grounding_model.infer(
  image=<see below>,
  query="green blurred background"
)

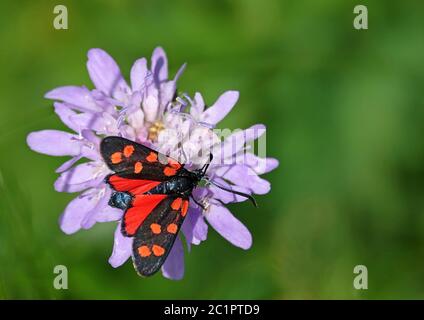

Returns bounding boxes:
[1,0,424,299]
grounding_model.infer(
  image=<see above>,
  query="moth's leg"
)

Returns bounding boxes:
[190,195,207,211]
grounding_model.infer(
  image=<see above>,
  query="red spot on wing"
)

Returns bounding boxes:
[146,152,158,163]
[150,223,161,234]
[138,245,151,257]
[167,223,178,234]
[168,158,182,170]
[181,200,189,217]
[123,194,167,236]
[108,175,160,194]
[123,145,135,158]
[134,162,143,173]
[152,244,165,256]
[164,166,177,176]
[171,198,182,210]
[111,152,122,164]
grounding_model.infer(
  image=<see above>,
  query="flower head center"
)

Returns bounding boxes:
[148,121,165,141]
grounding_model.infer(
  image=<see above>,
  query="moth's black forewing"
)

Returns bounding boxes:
[100,136,184,181]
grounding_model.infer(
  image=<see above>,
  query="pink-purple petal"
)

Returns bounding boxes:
[201,91,239,125]
[160,80,177,109]
[208,177,251,204]
[159,63,185,107]
[143,86,159,122]
[69,112,117,135]
[81,144,101,162]
[54,103,80,132]
[192,213,208,244]
[151,47,168,84]
[130,58,148,92]
[237,153,279,174]
[182,206,208,246]
[59,190,98,234]
[214,165,271,194]
[205,204,252,250]
[95,206,123,222]
[81,188,121,229]
[27,130,81,157]
[174,63,186,82]
[45,86,101,112]
[109,222,132,268]
[55,178,102,193]
[161,237,184,280]
[87,48,130,100]
[55,156,82,173]
[190,92,205,118]
[127,107,145,134]
[54,162,102,193]
[218,124,266,162]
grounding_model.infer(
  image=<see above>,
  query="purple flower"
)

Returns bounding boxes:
[27,48,278,280]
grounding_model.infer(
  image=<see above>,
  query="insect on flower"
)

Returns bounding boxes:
[27,47,279,279]
[101,136,256,276]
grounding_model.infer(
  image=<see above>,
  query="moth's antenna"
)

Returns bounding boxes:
[200,153,213,175]
[208,179,257,207]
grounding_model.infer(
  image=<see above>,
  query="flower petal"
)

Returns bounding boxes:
[45,86,101,112]
[59,190,98,234]
[87,48,130,100]
[237,153,279,174]
[160,80,176,110]
[69,112,118,135]
[95,206,123,222]
[174,63,186,82]
[151,47,168,85]
[119,124,138,142]
[192,212,208,244]
[54,162,103,193]
[130,58,148,92]
[159,63,186,112]
[143,86,159,122]
[208,177,251,204]
[54,102,79,132]
[205,204,252,250]
[56,155,82,173]
[81,187,122,229]
[109,222,132,268]
[127,94,145,133]
[182,206,208,245]
[161,237,184,280]
[214,165,271,194]
[201,91,239,125]
[27,130,81,156]
[190,92,205,118]
[217,124,266,163]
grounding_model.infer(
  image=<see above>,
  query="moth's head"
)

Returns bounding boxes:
[190,168,207,182]
[196,153,213,179]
